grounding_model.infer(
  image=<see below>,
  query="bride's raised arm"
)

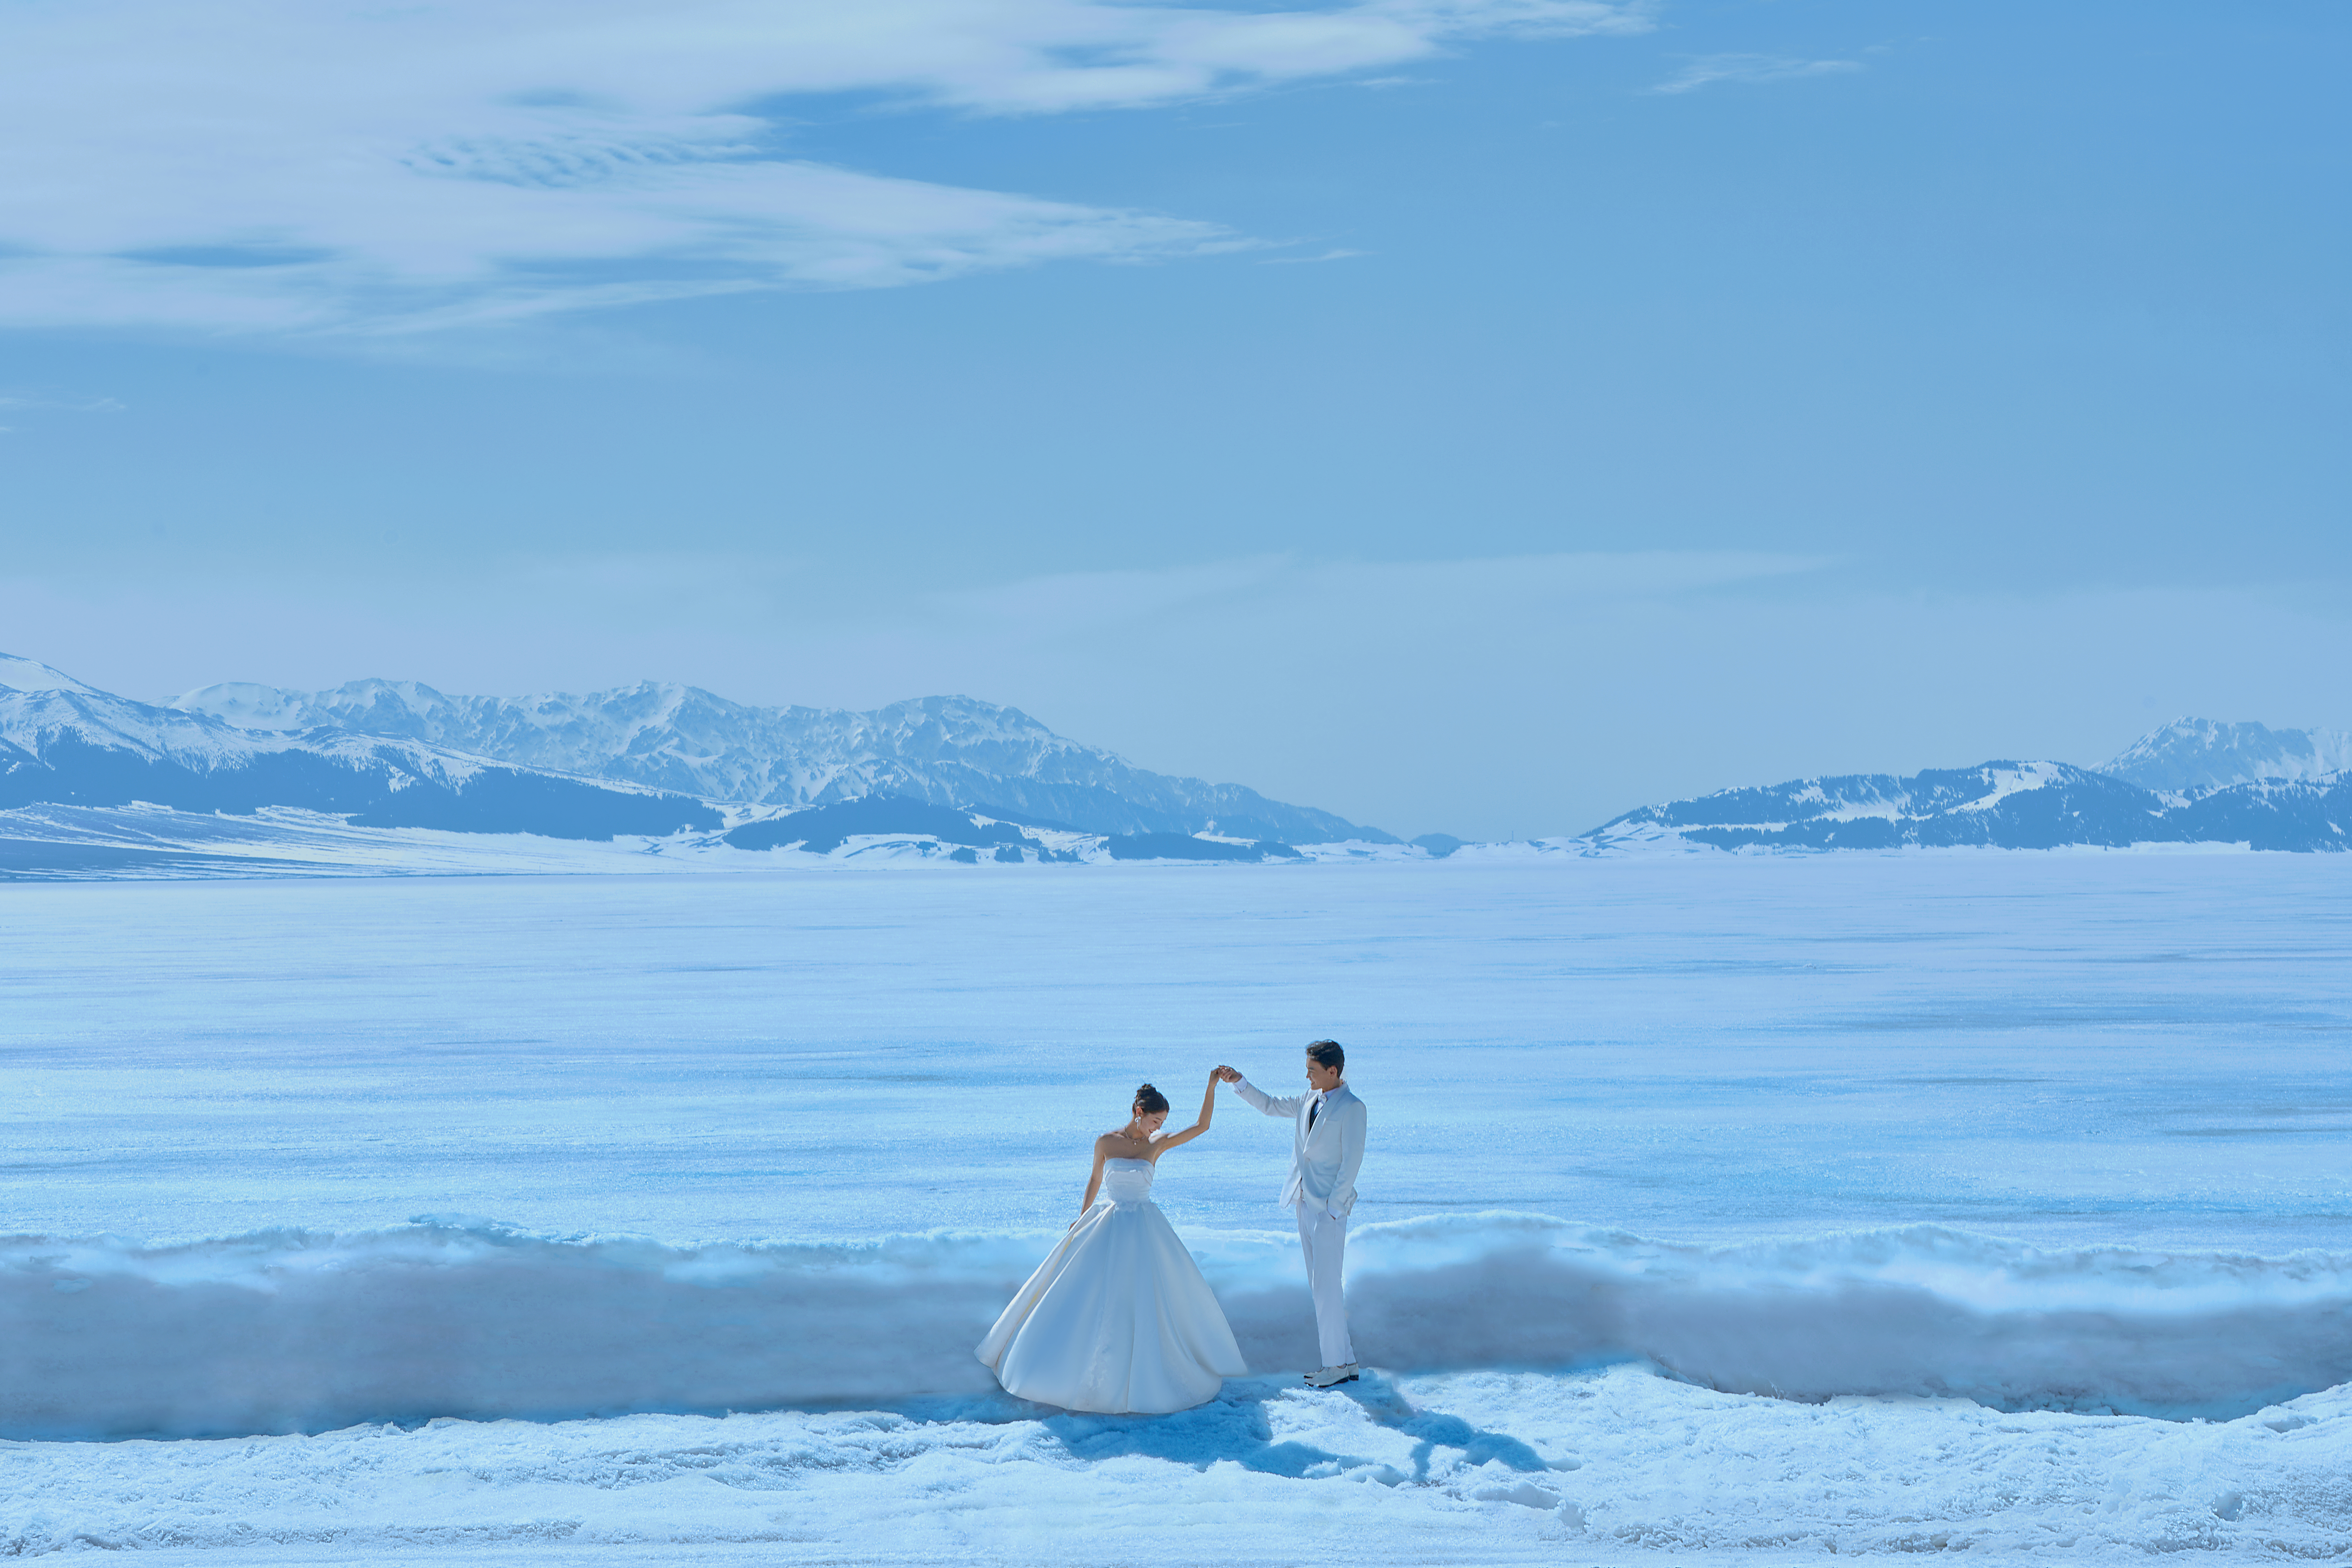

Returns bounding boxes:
[1148,1071,1220,1157]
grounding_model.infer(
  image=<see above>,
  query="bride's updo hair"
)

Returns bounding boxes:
[1132,1083,1170,1116]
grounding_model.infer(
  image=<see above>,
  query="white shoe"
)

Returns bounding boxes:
[1302,1363,1359,1388]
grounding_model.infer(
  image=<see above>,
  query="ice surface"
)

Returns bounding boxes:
[7,856,2347,1250]
[5,854,2352,1559]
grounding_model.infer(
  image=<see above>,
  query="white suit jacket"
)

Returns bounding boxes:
[1232,1078,1366,1218]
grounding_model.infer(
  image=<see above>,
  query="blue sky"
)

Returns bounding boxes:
[2,0,2346,838]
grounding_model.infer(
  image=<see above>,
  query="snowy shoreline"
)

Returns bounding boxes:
[11,799,2352,883]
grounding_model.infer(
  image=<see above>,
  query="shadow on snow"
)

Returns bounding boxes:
[941,1373,1552,1479]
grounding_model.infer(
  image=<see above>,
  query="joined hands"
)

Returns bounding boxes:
[1212,1065,1242,1084]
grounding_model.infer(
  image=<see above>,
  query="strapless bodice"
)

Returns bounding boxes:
[1101,1157,1155,1205]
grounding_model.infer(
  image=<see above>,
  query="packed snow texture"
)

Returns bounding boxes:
[6,855,2352,1559]
[8,1368,2349,1563]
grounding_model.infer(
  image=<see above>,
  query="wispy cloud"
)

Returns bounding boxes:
[0,0,1648,339]
[0,392,126,413]
[1260,248,1369,264]
[1652,53,1863,95]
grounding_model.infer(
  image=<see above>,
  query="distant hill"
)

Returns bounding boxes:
[168,677,1393,844]
[1576,752,2351,854]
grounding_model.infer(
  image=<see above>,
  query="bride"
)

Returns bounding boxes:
[976,1073,1248,1413]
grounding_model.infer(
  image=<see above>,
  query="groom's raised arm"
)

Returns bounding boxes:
[1226,1072,1304,1119]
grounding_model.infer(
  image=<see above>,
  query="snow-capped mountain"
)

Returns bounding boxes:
[2,655,720,840]
[167,678,1393,844]
[3,653,1401,875]
[2101,718,2352,796]
[1576,758,2351,854]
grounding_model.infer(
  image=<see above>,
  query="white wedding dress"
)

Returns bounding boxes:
[977,1157,1248,1413]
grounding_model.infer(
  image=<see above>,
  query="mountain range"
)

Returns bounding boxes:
[0,655,1393,873]
[166,676,1392,844]
[1575,721,2352,854]
[9,650,2348,869]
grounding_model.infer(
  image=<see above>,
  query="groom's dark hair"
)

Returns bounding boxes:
[1306,1040,1344,1072]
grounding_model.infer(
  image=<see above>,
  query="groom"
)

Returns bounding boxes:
[1216,1042,1366,1388]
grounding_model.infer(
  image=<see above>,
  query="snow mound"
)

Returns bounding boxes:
[8,1215,2352,1442]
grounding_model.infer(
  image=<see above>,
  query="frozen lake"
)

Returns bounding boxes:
[5,853,2351,1560]
[6,853,2350,1249]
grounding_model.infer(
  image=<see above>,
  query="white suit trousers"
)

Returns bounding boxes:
[1297,1206,1354,1368]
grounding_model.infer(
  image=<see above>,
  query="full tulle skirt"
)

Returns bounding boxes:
[976,1198,1248,1414]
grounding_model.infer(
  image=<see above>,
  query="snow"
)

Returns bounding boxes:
[1948,760,2063,812]
[6,1368,2347,1562]
[0,806,1438,879]
[0,683,285,766]
[161,681,315,730]
[6,853,2352,1560]
[162,676,1377,841]
[2104,717,2352,794]
[0,653,97,694]
[9,1214,2352,1443]
[0,804,687,879]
